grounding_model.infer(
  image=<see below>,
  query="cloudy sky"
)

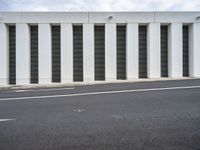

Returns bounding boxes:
[0,0,200,11]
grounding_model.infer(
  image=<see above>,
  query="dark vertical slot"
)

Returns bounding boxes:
[73,26,83,82]
[183,25,189,77]
[30,26,38,83]
[95,26,105,81]
[9,26,16,85]
[139,26,147,78]
[52,26,61,82]
[161,26,168,77]
[117,26,126,80]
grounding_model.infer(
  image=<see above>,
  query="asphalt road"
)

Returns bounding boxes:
[0,79,200,150]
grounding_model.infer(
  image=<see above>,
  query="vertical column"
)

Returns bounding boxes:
[189,23,200,77]
[105,24,116,81]
[38,24,51,84]
[168,23,183,78]
[83,24,94,82]
[126,23,138,80]
[61,24,73,83]
[0,24,8,85]
[147,23,161,78]
[16,24,30,85]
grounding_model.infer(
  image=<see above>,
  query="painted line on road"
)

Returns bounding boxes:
[0,119,15,122]
[0,85,200,101]
[12,87,75,93]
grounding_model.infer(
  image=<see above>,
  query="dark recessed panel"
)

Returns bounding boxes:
[95,26,105,81]
[117,26,126,80]
[139,26,147,78]
[73,26,83,82]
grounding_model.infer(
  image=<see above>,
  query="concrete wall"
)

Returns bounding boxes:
[1,12,200,23]
[0,12,200,85]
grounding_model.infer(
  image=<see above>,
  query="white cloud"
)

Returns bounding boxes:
[0,0,200,11]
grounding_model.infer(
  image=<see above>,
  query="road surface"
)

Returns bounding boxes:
[0,79,200,150]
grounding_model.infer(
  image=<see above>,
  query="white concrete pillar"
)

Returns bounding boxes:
[16,24,30,85]
[0,24,8,85]
[147,23,161,78]
[168,23,183,78]
[83,24,94,82]
[61,24,73,83]
[126,23,139,80]
[105,24,116,81]
[189,23,200,77]
[38,24,51,84]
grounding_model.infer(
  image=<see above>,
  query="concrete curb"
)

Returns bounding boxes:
[0,77,198,91]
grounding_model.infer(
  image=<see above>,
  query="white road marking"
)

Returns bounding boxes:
[13,87,74,92]
[73,109,86,112]
[0,85,200,101]
[0,119,15,122]
[14,90,26,92]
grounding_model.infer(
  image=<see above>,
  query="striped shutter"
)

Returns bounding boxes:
[183,25,189,77]
[73,26,83,82]
[161,26,168,77]
[117,26,126,80]
[139,26,147,78]
[30,26,38,83]
[95,26,105,81]
[9,26,16,85]
[52,26,61,82]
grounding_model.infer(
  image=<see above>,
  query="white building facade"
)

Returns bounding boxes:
[0,12,200,85]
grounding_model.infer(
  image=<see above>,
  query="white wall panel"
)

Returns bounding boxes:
[168,23,183,78]
[189,23,200,77]
[16,23,30,85]
[147,23,161,78]
[0,24,8,85]
[38,24,51,84]
[105,24,116,81]
[83,24,94,82]
[126,23,138,79]
[61,24,73,83]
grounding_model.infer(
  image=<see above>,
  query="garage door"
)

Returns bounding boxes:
[73,26,83,82]
[161,25,168,77]
[139,26,147,78]
[117,26,126,80]
[9,26,16,85]
[183,25,189,77]
[52,26,61,82]
[30,26,38,84]
[95,26,105,81]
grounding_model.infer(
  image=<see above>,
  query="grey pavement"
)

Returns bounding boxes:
[0,79,200,150]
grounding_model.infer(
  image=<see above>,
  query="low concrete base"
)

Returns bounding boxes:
[0,77,198,91]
